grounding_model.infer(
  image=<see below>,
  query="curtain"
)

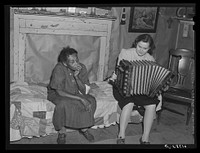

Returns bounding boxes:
[25,34,100,84]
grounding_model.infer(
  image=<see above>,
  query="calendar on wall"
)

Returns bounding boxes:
[175,20,194,51]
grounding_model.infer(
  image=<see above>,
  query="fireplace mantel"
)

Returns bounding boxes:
[14,13,115,82]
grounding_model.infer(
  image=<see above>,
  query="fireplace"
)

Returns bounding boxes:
[13,12,115,83]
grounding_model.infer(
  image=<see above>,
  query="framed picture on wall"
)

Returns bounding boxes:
[128,7,159,33]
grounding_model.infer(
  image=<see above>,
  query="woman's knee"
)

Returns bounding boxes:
[144,104,156,110]
[122,103,135,112]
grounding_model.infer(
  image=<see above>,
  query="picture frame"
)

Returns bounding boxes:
[128,7,159,33]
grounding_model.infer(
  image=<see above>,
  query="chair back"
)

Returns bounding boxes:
[168,48,194,90]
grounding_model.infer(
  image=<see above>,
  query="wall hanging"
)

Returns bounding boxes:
[128,7,159,33]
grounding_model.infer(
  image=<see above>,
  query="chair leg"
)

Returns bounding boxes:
[186,104,192,126]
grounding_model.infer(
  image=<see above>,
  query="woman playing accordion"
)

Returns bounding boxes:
[108,34,171,144]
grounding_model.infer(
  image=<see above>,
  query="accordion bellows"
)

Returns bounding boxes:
[114,60,174,97]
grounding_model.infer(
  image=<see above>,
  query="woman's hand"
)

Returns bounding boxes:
[76,64,82,71]
[74,70,80,77]
[162,78,172,92]
[163,84,169,91]
[111,72,117,80]
[155,81,171,97]
[74,64,82,77]
[108,72,117,82]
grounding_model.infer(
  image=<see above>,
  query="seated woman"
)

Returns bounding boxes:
[47,46,96,144]
[109,34,163,144]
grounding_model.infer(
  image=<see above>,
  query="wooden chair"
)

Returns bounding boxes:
[157,48,195,126]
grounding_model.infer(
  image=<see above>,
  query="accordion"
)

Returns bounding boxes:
[114,59,174,98]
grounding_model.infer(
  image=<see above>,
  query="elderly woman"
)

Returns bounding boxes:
[47,46,96,144]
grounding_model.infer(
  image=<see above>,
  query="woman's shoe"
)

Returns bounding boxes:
[116,137,125,144]
[139,137,150,144]
[57,133,66,144]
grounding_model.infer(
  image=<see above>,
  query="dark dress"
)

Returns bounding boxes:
[112,86,159,110]
[47,62,96,131]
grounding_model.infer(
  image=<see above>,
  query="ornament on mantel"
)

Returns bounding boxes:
[90,7,96,15]
[120,8,126,25]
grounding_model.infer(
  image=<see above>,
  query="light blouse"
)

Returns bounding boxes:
[117,48,155,65]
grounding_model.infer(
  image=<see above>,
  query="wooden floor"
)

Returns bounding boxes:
[10,102,195,148]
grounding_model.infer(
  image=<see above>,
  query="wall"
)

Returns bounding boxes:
[10,8,14,82]
[108,7,194,90]
[107,7,179,77]
[10,6,193,83]
[175,21,194,50]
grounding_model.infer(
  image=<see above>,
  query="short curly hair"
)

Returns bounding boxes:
[131,34,156,55]
[57,46,78,63]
